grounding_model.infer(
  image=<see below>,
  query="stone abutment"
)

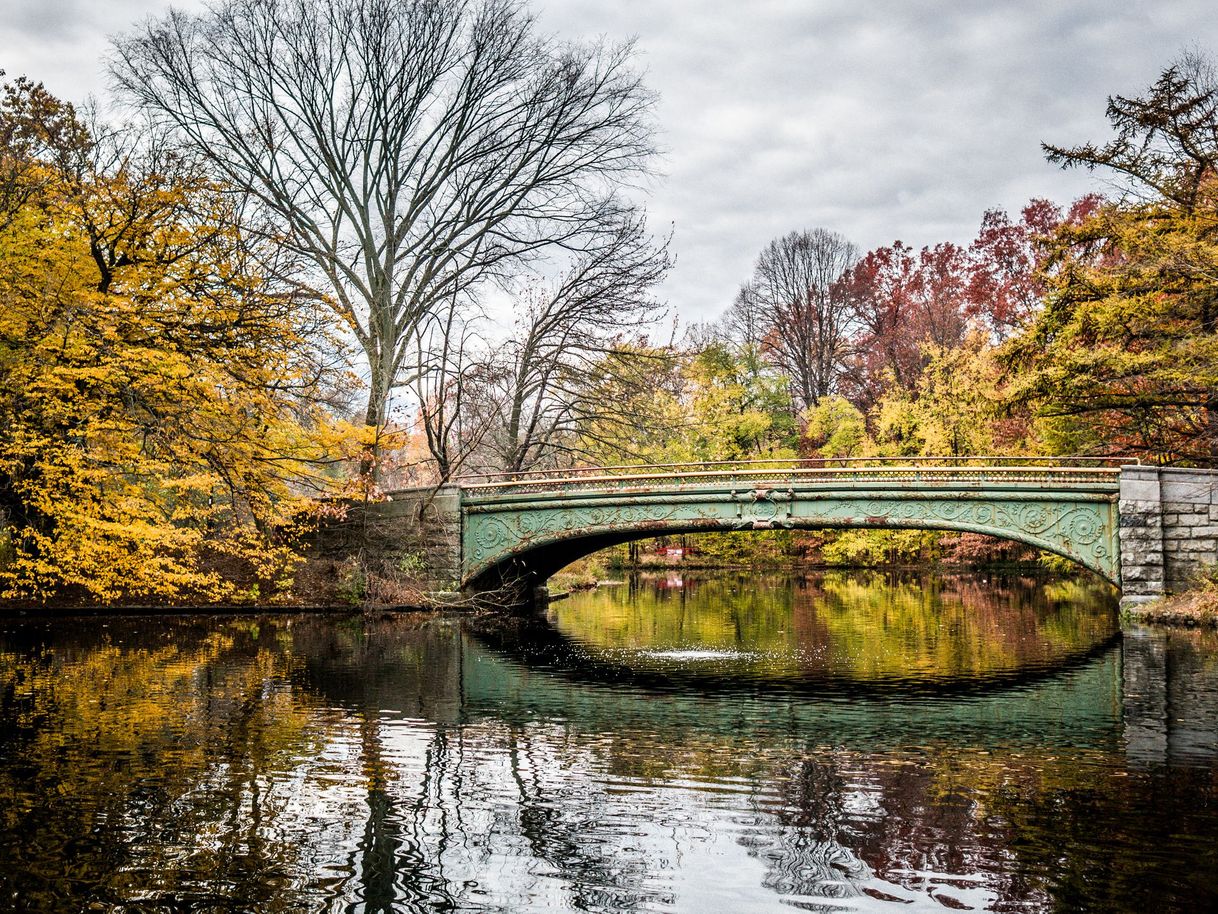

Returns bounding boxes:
[1119,466,1218,608]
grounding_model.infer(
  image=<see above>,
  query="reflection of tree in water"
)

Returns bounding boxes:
[793,571,1117,680]
[982,763,1218,912]
[0,618,320,911]
[554,570,1117,686]
[346,719,460,913]
[736,728,1218,913]
[290,616,464,912]
[503,724,667,912]
[293,615,668,913]
[305,617,1218,913]
[737,756,874,905]
[0,615,490,913]
[2,609,1216,913]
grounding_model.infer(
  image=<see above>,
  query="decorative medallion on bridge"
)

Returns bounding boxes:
[730,487,793,528]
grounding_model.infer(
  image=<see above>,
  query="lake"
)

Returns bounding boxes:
[1,570,1216,912]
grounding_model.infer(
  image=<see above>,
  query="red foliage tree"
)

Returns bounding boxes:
[837,241,970,409]
[836,242,917,407]
[836,195,1104,412]
[966,195,1102,339]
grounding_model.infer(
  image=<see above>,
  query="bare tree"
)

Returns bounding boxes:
[111,0,658,475]
[721,281,768,351]
[464,214,670,474]
[409,294,495,485]
[739,228,858,411]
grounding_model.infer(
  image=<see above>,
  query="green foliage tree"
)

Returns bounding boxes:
[803,396,866,459]
[685,342,798,461]
[873,335,1021,457]
[1006,54,1218,462]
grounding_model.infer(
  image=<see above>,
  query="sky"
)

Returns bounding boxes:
[4,0,1217,324]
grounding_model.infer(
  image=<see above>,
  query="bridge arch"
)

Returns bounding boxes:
[459,466,1123,592]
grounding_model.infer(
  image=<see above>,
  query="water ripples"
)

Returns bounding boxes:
[0,572,1217,911]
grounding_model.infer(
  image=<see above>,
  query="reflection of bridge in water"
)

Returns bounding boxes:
[371,459,1218,606]
[294,612,1134,910]
[289,612,1216,768]
[465,611,1123,703]
[276,598,1218,911]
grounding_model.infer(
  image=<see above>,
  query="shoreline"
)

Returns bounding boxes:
[0,560,1113,620]
[1123,589,1218,628]
[17,564,1217,630]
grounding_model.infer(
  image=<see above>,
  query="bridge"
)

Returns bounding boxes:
[361,459,1218,608]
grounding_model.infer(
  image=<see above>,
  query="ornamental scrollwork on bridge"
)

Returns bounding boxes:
[465,502,681,570]
[851,498,1111,563]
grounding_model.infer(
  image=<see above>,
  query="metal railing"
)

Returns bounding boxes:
[456,456,1131,494]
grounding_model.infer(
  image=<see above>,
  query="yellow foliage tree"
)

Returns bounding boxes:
[0,78,346,604]
[871,333,1030,457]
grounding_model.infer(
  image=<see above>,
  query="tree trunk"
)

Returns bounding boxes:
[1203,296,1218,463]
[361,351,391,483]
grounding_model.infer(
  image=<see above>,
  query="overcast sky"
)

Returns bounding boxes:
[4,0,1216,323]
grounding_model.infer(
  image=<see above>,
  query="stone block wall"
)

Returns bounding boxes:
[313,487,463,592]
[1119,466,1218,606]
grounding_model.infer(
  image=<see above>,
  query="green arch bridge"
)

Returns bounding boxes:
[381,460,1217,607]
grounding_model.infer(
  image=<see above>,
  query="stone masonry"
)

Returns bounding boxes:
[315,487,463,593]
[1119,466,1218,607]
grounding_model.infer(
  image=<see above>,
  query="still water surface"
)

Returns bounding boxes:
[1,571,1217,912]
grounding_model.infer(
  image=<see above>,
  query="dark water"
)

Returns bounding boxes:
[1,571,1217,913]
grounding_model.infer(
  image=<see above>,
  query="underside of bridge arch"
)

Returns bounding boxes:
[461,487,1121,598]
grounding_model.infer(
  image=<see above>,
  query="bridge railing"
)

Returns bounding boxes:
[455,456,1131,494]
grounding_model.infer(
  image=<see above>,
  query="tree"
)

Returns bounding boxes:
[0,73,90,232]
[0,78,340,603]
[409,295,486,484]
[872,334,1017,457]
[574,342,689,468]
[837,240,968,409]
[966,196,1102,340]
[721,282,769,352]
[683,341,798,461]
[111,0,659,475]
[803,396,866,459]
[737,228,859,412]
[1007,54,1218,461]
[835,241,919,406]
[1043,53,1218,212]
[462,215,670,474]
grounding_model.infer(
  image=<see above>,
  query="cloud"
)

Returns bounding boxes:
[5,0,1216,325]
[1,0,206,101]
[539,0,1218,322]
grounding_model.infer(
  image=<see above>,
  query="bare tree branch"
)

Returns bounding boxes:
[110,0,658,477]
[456,213,670,474]
[738,228,859,411]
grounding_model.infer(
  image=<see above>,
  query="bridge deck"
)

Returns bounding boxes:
[459,461,1124,498]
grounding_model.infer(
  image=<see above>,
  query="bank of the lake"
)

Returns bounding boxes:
[1126,587,1218,628]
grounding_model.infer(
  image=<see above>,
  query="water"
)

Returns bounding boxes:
[0,570,1216,912]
